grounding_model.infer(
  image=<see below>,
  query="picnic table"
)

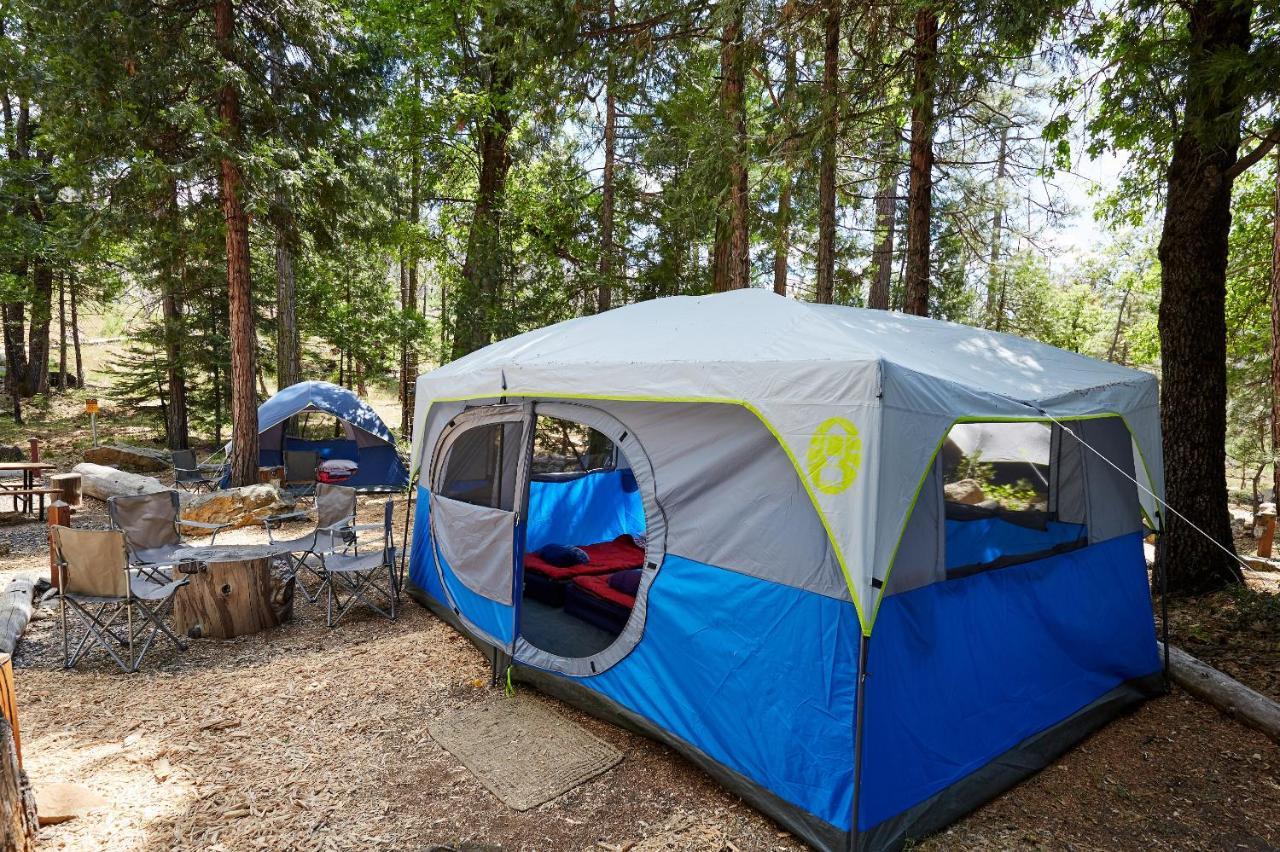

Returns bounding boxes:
[168,544,297,639]
[0,462,57,517]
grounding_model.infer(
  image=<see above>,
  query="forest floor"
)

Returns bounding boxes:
[0,385,1277,849]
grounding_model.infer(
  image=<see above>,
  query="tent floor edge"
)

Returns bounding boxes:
[860,671,1164,851]
[515,664,847,852]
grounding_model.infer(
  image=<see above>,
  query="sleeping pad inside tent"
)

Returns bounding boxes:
[404,290,1164,852]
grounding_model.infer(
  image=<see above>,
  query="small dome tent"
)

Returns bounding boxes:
[226,381,408,491]
[405,290,1164,852]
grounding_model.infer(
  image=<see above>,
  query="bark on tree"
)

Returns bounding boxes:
[2,302,24,424]
[215,0,259,489]
[56,275,65,390]
[814,0,840,305]
[160,179,189,450]
[712,0,749,292]
[453,12,514,359]
[1157,0,1254,594]
[23,263,51,397]
[270,58,300,396]
[69,275,82,388]
[984,123,1009,327]
[869,152,898,310]
[597,0,618,314]
[1271,148,1280,503]
[772,47,797,297]
[400,124,420,437]
[903,7,937,318]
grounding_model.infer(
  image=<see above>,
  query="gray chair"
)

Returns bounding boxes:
[265,483,357,603]
[52,526,189,672]
[172,449,217,493]
[282,450,319,499]
[107,490,229,570]
[319,499,397,628]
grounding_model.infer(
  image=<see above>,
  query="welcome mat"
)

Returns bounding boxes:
[428,696,623,810]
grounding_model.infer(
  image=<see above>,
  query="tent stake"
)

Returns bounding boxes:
[850,632,869,851]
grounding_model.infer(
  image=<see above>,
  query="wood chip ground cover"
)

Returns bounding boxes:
[0,497,1275,850]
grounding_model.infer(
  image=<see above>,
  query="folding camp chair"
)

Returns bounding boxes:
[319,499,397,628]
[172,449,217,493]
[281,450,319,499]
[107,491,229,575]
[51,526,189,672]
[264,483,357,604]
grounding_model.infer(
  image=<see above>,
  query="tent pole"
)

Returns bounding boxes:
[850,632,870,851]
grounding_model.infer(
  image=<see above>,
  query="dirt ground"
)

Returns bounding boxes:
[0,494,1272,852]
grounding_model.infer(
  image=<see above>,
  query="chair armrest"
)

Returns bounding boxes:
[317,514,357,534]
[180,519,231,531]
[264,511,310,528]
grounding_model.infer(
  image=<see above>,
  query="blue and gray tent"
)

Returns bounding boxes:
[223,381,408,491]
[405,289,1164,851]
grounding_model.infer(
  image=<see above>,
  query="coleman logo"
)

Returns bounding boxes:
[806,417,862,495]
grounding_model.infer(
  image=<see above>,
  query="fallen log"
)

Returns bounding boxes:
[1159,641,1280,744]
[71,463,167,503]
[0,581,35,656]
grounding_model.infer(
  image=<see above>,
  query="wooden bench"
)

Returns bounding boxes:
[0,488,60,520]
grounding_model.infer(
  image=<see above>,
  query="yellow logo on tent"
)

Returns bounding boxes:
[806,417,862,495]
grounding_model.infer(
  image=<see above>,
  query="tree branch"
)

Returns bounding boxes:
[1226,126,1280,181]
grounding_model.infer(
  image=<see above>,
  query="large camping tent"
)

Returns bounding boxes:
[405,289,1163,851]
[225,381,408,491]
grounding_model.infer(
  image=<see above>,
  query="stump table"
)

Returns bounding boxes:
[169,545,296,639]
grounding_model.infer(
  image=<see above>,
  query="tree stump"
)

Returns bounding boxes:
[172,559,294,640]
[47,474,81,509]
[0,656,35,851]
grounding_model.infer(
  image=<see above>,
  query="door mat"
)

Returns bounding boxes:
[428,696,623,810]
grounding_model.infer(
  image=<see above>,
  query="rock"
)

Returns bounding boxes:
[1243,556,1280,573]
[34,782,107,826]
[180,484,295,533]
[944,478,985,505]
[72,463,168,502]
[82,444,170,473]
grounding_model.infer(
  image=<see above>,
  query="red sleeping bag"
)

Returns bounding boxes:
[523,535,645,582]
[571,572,637,610]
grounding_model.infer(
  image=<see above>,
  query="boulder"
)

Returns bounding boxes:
[179,484,296,533]
[944,478,985,505]
[34,782,106,826]
[72,463,168,502]
[82,444,170,473]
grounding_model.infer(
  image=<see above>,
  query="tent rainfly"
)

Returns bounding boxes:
[406,289,1164,851]
[225,381,409,491]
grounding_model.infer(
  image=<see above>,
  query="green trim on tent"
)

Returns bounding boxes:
[419,391,873,634]
[868,412,1160,631]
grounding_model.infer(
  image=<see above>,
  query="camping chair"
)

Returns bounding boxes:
[282,450,319,499]
[107,491,229,575]
[264,483,356,604]
[51,526,189,672]
[172,449,217,493]
[319,499,397,628]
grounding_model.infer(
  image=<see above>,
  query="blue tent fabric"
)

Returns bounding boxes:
[226,381,409,490]
[258,381,394,444]
[944,518,1086,570]
[526,470,645,552]
[860,532,1159,831]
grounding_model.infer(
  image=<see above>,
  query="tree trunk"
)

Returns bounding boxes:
[56,276,65,390]
[1271,148,1280,503]
[401,95,421,438]
[712,0,749,292]
[215,0,259,489]
[69,275,82,388]
[161,180,189,450]
[984,123,1009,327]
[2,301,25,422]
[903,7,937,317]
[814,0,840,305]
[772,47,797,297]
[597,0,618,314]
[1157,0,1254,594]
[22,263,51,397]
[271,49,300,397]
[453,13,514,359]
[869,151,898,310]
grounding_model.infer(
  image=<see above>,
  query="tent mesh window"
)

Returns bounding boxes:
[438,421,524,511]
[885,418,1146,596]
[532,416,616,477]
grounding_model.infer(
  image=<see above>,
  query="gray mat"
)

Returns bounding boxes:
[428,696,623,810]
